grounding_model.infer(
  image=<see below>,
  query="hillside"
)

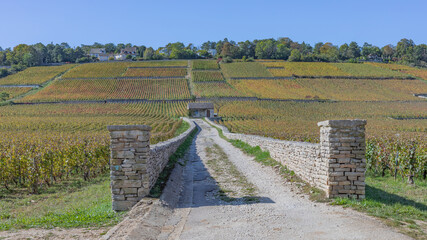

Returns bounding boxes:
[1,61,424,103]
[0,60,426,237]
[1,59,425,146]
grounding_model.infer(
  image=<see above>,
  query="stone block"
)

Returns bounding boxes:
[334,176,349,181]
[338,181,351,185]
[133,164,146,171]
[123,188,137,194]
[111,188,121,194]
[347,176,358,181]
[338,189,355,194]
[355,190,365,195]
[334,168,350,172]
[113,195,125,201]
[354,181,365,186]
[112,200,137,211]
[111,159,123,165]
[345,172,364,177]
[123,180,142,188]
[111,180,124,188]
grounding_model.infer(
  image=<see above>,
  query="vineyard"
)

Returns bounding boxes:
[333,63,411,78]
[62,61,188,79]
[192,71,224,82]
[261,62,350,77]
[192,60,219,70]
[216,100,426,179]
[228,79,316,99]
[0,64,76,85]
[128,60,188,67]
[294,78,427,101]
[123,67,187,77]
[18,78,191,102]
[0,87,33,100]
[0,102,188,193]
[192,82,246,97]
[220,62,273,78]
[366,62,416,71]
[61,62,129,78]
[1,60,426,195]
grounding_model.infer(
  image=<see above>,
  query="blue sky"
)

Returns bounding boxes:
[1,0,426,49]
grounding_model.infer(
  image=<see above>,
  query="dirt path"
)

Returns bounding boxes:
[158,119,411,240]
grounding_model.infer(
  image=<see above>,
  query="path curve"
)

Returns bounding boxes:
[159,119,411,240]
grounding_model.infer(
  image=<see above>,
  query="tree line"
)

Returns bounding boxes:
[1,38,426,76]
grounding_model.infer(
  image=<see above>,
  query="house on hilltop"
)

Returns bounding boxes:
[89,47,138,61]
[115,47,138,60]
[89,48,106,58]
[188,102,214,118]
[89,48,114,61]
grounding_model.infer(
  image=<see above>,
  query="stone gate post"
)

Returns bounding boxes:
[318,120,367,199]
[107,125,151,211]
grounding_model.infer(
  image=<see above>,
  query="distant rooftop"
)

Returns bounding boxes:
[188,102,214,109]
[89,48,106,54]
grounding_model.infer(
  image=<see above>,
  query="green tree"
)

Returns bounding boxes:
[221,42,232,57]
[116,43,125,53]
[255,39,276,59]
[314,42,323,54]
[288,49,301,62]
[319,43,339,62]
[33,43,48,64]
[104,43,116,53]
[348,41,361,58]
[381,45,394,61]
[197,50,212,58]
[143,47,155,60]
[137,46,146,58]
[361,42,381,60]
[238,40,256,59]
[413,44,427,63]
[339,43,350,60]
[275,44,291,60]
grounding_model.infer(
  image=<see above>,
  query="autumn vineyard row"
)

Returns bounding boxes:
[0,102,189,193]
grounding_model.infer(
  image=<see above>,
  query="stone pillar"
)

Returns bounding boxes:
[107,125,151,211]
[318,120,367,199]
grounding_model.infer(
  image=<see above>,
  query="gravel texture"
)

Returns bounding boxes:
[159,119,411,240]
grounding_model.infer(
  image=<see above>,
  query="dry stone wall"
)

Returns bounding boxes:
[108,118,196,211]
[206,118,367,199]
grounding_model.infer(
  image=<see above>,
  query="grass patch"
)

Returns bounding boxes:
[173,120,190,137]
[149,127,198,198]
[331,174,427,239]
[205,144,258,203]
[0,174,125,230]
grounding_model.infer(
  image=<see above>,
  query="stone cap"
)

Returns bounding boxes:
[107,125,152,131]
[317,119,367,128]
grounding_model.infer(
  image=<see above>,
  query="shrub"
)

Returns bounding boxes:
[0,68,9,78]
[222,56,233,63]
[76,57,91,63]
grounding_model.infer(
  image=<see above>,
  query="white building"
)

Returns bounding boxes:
[115,47,138,60]
[89,48,106,58]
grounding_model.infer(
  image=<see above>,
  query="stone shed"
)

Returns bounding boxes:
[188,102,214,118]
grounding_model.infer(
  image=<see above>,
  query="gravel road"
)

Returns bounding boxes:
[158,119,411,240]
